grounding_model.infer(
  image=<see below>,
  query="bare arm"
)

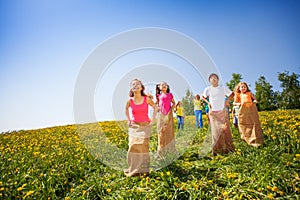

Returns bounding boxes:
[251,92,258,103]
[147,97,158,125]
[233,92,241,106]
[201,95,209,104]
[227,92,234,101]
[225,92,234,107]
[125,100,131,125]
[202,95,211,109]
[171,98,176,110]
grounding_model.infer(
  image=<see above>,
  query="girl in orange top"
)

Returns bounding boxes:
[234,82,264,147]
[234,82,258,106]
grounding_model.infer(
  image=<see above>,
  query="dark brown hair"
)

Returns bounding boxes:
[156,82,170,103]
[129,79,146,97]
[208,73,219,81]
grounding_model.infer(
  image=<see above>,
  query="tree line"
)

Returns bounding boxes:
[182,70,300,114]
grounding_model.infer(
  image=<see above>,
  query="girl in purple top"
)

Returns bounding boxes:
[156,81,176,158]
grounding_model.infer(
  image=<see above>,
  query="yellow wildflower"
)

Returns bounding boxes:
[271,186,278,192]
[25,190,34,196]
[226,173,238,179]
[279,191,284,196]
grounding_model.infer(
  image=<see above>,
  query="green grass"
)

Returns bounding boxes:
[0,110,299,199]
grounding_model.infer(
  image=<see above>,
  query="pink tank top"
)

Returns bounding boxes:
[130,96,150,122]
[157,93,173,115]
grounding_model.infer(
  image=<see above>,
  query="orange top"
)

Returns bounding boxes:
[235,92,253,104]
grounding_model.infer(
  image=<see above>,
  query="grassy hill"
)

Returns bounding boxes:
[0,110,299,199]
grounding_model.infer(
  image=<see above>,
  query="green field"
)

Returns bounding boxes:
[1,110,299,199]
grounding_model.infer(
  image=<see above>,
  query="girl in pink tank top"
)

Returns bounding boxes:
[124,79,158,177]
[129,96,150,123]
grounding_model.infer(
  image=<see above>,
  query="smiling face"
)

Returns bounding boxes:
[130,79,142,92]
[159,82,168,92]
[239,83,248,93]
[129,79,145,97]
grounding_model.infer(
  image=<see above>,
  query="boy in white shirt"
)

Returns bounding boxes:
[202,73,235,155]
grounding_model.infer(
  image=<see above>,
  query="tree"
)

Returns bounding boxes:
[255,76,277,111]
[227,73,243,91]
[277,71,300,109]
[181,89,194,116]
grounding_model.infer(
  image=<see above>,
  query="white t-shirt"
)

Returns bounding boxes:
[202,85,232,111]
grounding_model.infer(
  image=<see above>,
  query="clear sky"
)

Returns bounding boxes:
[1,0,299,132]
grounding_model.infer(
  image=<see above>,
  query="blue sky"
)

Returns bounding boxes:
[1,0,299,132]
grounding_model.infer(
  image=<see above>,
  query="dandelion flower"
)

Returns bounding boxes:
[25,190,34,196]
[271,186,278,192]
[279,191,284,196]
